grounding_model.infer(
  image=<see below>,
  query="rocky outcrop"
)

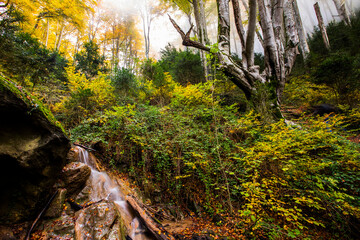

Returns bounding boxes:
[44,188,67,219]
[60,162,91,198]
[0,77,70,224]
[75,201,125,240]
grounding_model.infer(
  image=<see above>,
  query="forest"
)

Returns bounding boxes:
[0,0,360,239]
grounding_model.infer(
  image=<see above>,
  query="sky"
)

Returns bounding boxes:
[103,0,360,58]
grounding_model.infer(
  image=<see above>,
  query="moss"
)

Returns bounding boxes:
[0,74,67,134]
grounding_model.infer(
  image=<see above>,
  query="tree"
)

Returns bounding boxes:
[170,0,303,119]
[2,0,96,54]
[0,9,67,85]
[159,44,204,85]
[333,0,351,26]
[111,67,137,96]
[138,0,169,59]
[100,10,141,71]
[75,40,107,78]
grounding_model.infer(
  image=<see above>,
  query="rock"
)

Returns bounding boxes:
[40,214,75,239]
[75,201,126,240]
[75,183,93,205]
[0,77,70,224]
[0,225,16,240]
[67,146,79,163]
[44,188,67,218]
[60,162,91,198]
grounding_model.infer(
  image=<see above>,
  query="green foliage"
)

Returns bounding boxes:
[75,41,107,79]
[54,66,114,127]
[140,58,166,87]
[0,9,67,85]
[235,113,360,239]
[0,74,66,133]
[71,79,360,238]
[111,67,137,96]
[312,52,360,106]
[302,11,360,108]
[284,75,336,107]
[159,44,205,85]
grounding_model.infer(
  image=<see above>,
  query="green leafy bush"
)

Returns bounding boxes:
[71,81,360,239]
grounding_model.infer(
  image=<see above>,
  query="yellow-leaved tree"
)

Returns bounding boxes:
[53,65,114,127]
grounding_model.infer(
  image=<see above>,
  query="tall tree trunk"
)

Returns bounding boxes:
[314,2,331,50]
[193,0,210,80]
[170,0,301,120]
[240,0,264,48]
[55,23,65,51]
[231,0,247,67]
[45,19,49,47]
[246,0,257,67]
[292,0,309,59]
[284,0,299,75]
[332,0,351,25]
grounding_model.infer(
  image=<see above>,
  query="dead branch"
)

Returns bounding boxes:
[0,0,9,8]
[168,14,210,52]
[26,190,59,240]
[73,143,96,152]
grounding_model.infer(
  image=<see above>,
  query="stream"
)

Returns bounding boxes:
[77,146,154,240]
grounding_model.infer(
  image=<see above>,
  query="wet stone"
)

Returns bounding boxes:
[75,201,125,240]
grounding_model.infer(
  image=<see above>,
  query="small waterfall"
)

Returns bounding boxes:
[76,146,152,240]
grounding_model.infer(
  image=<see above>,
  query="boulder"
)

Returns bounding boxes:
[60,162,91,198]
[75,201,126,240]
[39,214,75,239]
[0,77,70,224]
[44,188,67,218]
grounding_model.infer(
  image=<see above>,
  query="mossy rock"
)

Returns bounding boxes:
[0,75,70,224]
[0,75,66,133]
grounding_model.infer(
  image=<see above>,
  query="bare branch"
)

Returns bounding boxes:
[168,14,210,52]
[0,0,9,8]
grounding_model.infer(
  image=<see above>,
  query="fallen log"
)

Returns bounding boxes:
[126,195,175,240]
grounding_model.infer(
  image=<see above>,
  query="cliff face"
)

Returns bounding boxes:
[0,76,70,224]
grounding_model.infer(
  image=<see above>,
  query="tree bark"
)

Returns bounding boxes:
[0,0,9,8]
[333,0,351,25]
[284,0,299,75]
[231,0,247,67]
[314,2,331,50]
[45,19,49,47]
[126,195,175,240]
[246,0,257,67]
[55,23,65,51]
[170,0,303,119]
[292,0,309,59]
[193,0,210,80]
[240,0,264,48]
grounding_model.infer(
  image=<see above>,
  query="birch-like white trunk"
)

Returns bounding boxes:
[333,0,351,25]
[292,0,310,59]
[314,2,331,50]
[193,0,210,80]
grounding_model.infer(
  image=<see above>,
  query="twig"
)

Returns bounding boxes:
[26,190,59,240]
[73,143,96,152]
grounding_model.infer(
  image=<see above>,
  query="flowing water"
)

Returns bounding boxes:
[76,146,153,240]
